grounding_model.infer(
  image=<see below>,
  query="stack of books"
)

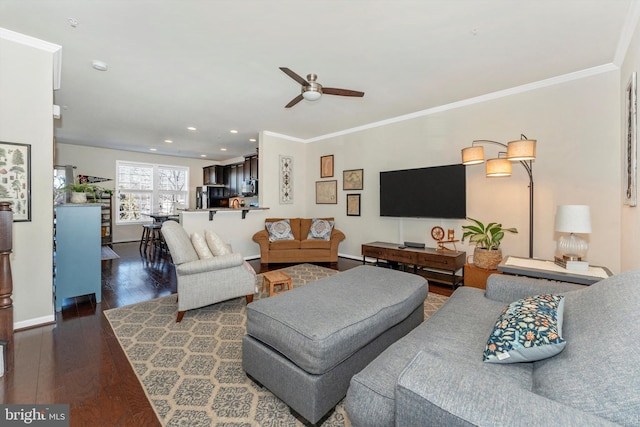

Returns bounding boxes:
[554,256,589,272]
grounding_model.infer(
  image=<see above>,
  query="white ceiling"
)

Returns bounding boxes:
[0,0,635,161]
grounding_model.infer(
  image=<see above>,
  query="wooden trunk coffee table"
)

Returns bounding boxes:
[262,270,293,296]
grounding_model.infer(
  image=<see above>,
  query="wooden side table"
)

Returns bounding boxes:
[463,263,502,290]
[262,270,293,296]
[498,256,612,285]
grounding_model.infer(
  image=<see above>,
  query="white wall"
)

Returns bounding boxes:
[258,131,308,218]
[300,71,621,272]
[56,143,214,242]
[0,32,59,327]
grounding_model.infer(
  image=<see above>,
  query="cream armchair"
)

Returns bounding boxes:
[161,220,256,322]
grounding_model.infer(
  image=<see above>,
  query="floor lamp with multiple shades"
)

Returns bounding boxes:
[461,134,537,258]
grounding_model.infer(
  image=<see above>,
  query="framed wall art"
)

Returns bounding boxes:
[346,193,361,216]
[320,155,334,178]
[0,141,31,221]
[625,72,637,207]
[316,180,337,204]
[343,168,363,190]
[279,155,294,204]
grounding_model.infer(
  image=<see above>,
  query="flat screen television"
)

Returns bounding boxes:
[379,164,466,218]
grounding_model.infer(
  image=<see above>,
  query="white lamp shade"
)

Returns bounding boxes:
[302,89,322,101]
[486,158,512,176]
[507,139,537,161]
[555,205,592,233]
[461,146,484,165]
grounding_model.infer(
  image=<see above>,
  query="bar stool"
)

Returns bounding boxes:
[139,223,163,258]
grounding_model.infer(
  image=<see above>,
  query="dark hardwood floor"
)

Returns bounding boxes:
[0,242,452,426]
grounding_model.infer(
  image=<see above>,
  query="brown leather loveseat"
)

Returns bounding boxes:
[252,217,345,264]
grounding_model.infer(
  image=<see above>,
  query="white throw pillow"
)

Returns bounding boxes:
[205,229,231,256]
[191,232,214,259]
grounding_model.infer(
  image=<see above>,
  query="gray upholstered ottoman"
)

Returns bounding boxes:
[242,265,428,424]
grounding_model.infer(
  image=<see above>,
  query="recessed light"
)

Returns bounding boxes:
[164,139,173,143]
[91,60,108,71]
[200,154,207,158]
[230,129,238,134]
[187,126,197,131]
[249,138,256,142]
[220,148,227,151]
[149,148,157,151]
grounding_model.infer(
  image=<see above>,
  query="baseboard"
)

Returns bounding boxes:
[14,314,56,331]
[338,252,364,262]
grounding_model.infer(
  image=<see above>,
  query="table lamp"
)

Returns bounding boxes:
[555,205,592,261]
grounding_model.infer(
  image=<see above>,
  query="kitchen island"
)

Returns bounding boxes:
[181,206,269,220]
[178,207,270,260]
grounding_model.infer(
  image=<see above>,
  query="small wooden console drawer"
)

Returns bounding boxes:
[362,245,387,258]
[387,249,418,264]
[418,252,452,269]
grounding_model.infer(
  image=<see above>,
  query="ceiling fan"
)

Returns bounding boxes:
[279,67,365,108]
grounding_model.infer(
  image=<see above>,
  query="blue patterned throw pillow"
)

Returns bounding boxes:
[266,219,295,242]
[307,218,334,240]
[484,294,566,364]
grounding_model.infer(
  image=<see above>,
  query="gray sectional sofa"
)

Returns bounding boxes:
[345,270,640,426]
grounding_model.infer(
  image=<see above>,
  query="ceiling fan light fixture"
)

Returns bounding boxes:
[302,88,322,101]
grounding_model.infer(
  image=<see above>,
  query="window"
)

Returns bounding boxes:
[116,161,189,224]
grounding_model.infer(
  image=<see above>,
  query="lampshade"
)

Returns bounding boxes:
[461,146,484,165]
[507,139,536,161]
[555,205,592,233]
[302,89,322,101]
[556,205,591,261]
[486,158,512,176]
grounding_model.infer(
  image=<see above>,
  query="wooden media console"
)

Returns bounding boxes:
[362,241,465,290]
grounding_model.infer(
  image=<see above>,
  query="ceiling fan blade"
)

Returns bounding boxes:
[285,94,304,108]
[280,67,308,86]
[323,87,365,97]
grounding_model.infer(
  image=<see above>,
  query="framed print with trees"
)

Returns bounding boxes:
[0,141,31,221]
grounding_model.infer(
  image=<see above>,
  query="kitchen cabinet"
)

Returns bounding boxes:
[203,165,225,185]
[244,155,258,181]
[202,154,258,197]
[228,164,239,196]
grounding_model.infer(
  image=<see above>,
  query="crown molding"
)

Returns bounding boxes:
[262,131,305,143]
[614,0,640,67]
[303,64,618,143]
[0,27,62,89]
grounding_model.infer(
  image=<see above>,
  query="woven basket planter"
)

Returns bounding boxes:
[473,247,503,270]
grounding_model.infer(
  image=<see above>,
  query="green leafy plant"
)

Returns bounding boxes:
[461,217,518,250]
[62,180,112,202]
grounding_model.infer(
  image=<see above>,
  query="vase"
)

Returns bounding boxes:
[473,247,503,270]
[70,191,87,204]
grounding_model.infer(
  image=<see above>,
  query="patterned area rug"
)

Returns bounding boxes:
[104,263,449,426]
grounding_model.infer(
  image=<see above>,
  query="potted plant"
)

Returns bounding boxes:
[461,217,518,270]
[62,181,112,204]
